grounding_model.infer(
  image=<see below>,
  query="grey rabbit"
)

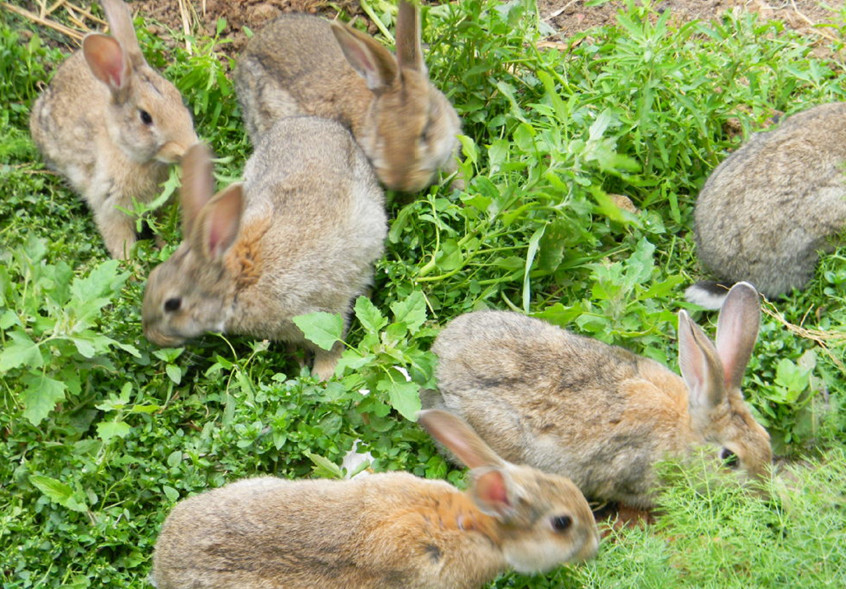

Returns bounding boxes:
[142,117,386,380]
[30,0,197,259]
[151,409,599,589]
[426,282,772,508]
[687,102,846,308]
[234,0,461,193]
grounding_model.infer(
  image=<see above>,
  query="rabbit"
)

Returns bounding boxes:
[425,282,772,509]
[141,116,387,380]
[29,0,198,259]
[150,409,599,589]
[686,102,846,309]
[234,0,461,193]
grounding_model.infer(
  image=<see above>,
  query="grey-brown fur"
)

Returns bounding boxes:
[151,410,599,589]
[142,117,386,379]
[29,0,197,259]
[234,1,460,193]
[688,102,846,307]
[427,283,772,508]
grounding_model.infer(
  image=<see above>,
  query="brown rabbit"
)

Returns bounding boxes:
[29,0,197,259]
[151,409,598,589]
[142,117,387,380]
[234,0,461,193]
[687,102,846,308]
[426,282,772,509]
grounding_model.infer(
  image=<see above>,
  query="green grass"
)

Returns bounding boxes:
[1,0,845,586]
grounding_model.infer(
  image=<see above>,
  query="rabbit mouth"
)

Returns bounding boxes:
[144,326,186,348]
[156,140,196,164]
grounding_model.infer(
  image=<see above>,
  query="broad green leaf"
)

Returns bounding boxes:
[292,312,343,351]
[166,364,182,385]
[0,330,42,371]
[376,376,421,422]
[304,450,344,479]
[97,420,132,442]
[354,296,387,333]
[29,475,87,513]
[20,373,66,425]
[162,485,180,503]
[390,291,427,334]
[0,309,19,330]
[335,350,375,374]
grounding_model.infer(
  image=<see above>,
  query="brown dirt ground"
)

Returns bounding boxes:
[12,1,844,56]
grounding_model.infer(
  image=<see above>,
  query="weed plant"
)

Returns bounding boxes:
[0,0,844,586]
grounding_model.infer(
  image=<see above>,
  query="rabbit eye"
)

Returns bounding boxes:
[720,448,739,468]
[164,297,181,313]
[139,109,153,125]
[550,515,572,532]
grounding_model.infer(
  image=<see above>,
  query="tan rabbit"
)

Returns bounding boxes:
[234,0,461,193]
[687,102,846,308]
[29,0,197,259]
[426,282,772,509]
[141,117,386,380]
[151,409,599,589]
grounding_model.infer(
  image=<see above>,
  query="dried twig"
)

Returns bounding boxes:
[761,299,846,373]
[1,2,84,42]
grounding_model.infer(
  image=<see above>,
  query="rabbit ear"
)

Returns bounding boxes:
[395,0,426,73]
[179,143,216,238]
[193,184,244,262]
[418,409,506,470]
[100,0,145,66]
[330,22,398,91]
[83,33,131,94]
[715,282,760,391]
[418,409,519,519]
[678,310,725,416]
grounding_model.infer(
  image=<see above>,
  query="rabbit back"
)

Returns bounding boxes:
[153,469,594,589]
[235,15,370,143]
[231,117,387,336]
[431,310,694,506]
[693,102,846,299]
[142,117,386,378]
[234,5,461,193]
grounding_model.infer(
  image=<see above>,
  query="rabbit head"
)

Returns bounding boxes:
[142,143,244,347]
[419,409,599,571]
[678,282,772,482]
[86,0,197,164]
[329,0,461,192]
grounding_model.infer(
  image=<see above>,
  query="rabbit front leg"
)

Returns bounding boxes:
[92,185,138,259]
[312,340,344,381]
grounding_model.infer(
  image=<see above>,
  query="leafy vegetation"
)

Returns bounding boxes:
[0,0,844,586]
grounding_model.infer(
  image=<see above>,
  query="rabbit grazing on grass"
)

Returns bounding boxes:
[142,117,387,380]
[29,0,197,259]
[151,409,599,589]
[234,0,461,193]
[687,102,846,309]
[426,282,772,509]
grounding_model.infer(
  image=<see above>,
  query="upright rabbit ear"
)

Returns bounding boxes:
[195,184,244,262]
[179,143,216,238]
[100,0,145,66]
[678,310,725,420]
[418,409,506,470]
[331,22,398,91]
[396,0,425,73]
[715,282,761,391]
[83,33,130,95]
[418,409,518,519]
